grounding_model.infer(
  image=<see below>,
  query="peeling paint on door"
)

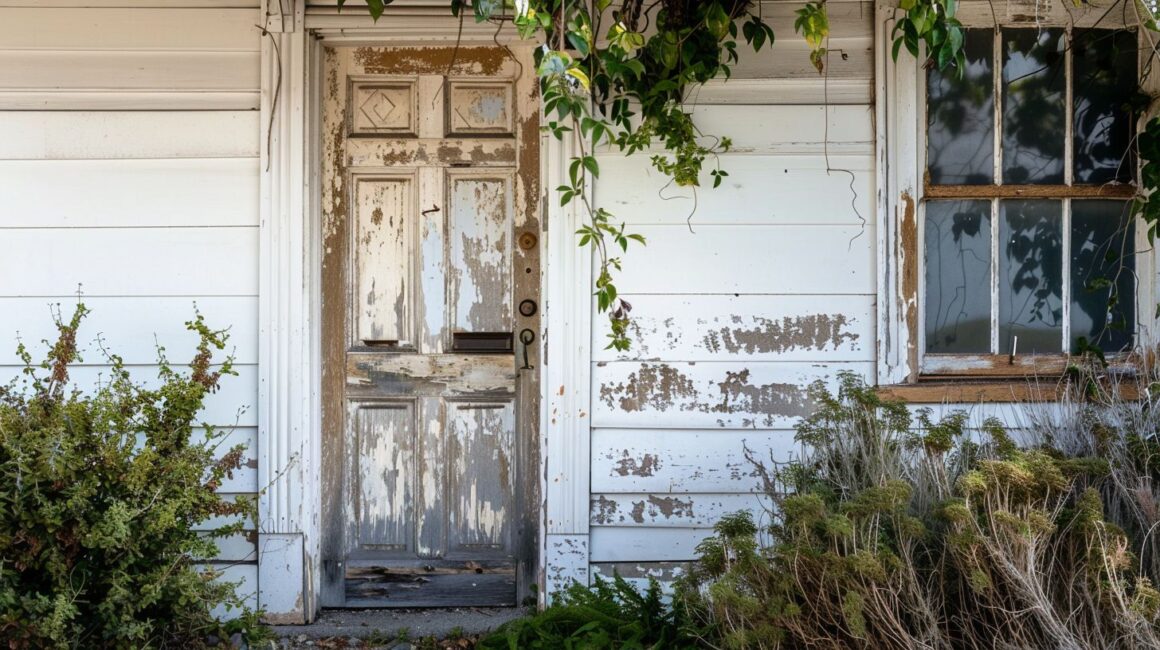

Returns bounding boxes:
[321,45,540,609]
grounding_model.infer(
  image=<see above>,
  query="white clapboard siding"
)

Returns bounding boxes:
[0,91,260,110]
[0,52,257,91]
[592,493,770,528]
[688,105,873,154]
[592,361,874,429]
[590,528,715,563]
[595,156,872,226]
[594,295,874,362]
[910,402,1061,430]
[0,1,258,6]
[0,364,258,427]
[0,227,259,297]
[204,532,259,563]
[591,429,801,494]
[0,160,259,228]
[0,7,259,109]
[613,225,875,295]
[0,158,258,226]
[0,296,258,366]
[196,508,255,534]
[0,112,259,160]
[591,562,688,593]
[208,563,258,616]
[0,8,258,51]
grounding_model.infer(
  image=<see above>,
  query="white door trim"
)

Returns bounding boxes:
[257,0,320,624]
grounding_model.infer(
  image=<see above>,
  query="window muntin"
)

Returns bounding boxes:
[922,28,1138,360]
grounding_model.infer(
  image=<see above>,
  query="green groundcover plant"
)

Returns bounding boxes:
[478,573,702,649]
[0,304,263,649]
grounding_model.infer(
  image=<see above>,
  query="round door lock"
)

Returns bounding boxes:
[518,299,538,317]
[518,231,538,250]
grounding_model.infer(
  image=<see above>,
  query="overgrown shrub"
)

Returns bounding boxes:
[0,304,256,648]
[680,371,1160,649]
[478,574,702,649]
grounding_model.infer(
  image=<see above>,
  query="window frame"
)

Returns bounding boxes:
[875,0,1157,387]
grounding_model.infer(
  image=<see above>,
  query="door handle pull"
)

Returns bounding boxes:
[518,328,535,370]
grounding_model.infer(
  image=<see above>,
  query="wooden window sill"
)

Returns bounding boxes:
[878,378,1143,404]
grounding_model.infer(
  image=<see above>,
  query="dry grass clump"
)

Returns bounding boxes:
[679,368,1160,649]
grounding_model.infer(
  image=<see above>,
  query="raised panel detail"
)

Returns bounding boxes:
[353,174,414,345]
[447,171,513,334]
[446,400,515,553]
[447,81,514,135]
[350,79,417,136]
[353,402,416,551]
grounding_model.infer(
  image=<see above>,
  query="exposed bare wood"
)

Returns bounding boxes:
[925,184,1137,199]
[921,354,1137,377]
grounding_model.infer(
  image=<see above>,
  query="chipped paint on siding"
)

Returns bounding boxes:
[701,314,859,354]
[597,363,814,423]
[611,450,660,477]
[598,363,697,412]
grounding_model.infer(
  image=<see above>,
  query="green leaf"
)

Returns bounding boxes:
[583,156,600,178]
[365,0,385,21]
[706,3,731,40]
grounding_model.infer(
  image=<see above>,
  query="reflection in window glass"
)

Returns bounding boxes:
[1002,29,1066,184]
[1073,30,1137,184]
[999,200,1062,353]
[927,30,995,185]
[1071,201,1135,352]
[925,201,992,353]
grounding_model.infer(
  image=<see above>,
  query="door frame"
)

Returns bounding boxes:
[256,2,593,622]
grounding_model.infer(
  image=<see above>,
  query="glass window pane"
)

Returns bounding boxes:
[999,200,1063,353]
[927,30,995,185]
[1071,200,1135,353]
[1073,30,1138,185]
[1002,29,1066,184]
[925,200,992,353]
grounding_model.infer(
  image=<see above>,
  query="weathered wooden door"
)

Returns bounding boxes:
[320,45,540,608]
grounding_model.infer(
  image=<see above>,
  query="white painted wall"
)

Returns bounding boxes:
[0,2,262,608]
[588,1,876,586]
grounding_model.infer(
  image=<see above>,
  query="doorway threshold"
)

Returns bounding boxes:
[273,607,524,648]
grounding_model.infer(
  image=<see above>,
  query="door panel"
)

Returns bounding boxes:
[353,402,415,551]
[321,45,540,608]
[448,171,513,335]
[352,173,414,345]
[447,400,515,553]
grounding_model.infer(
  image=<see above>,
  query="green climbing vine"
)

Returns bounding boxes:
[336,0,972,350]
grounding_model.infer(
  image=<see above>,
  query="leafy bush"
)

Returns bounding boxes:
[680,371,1160,649]
[0,304,256,648]
[478,574,702,649]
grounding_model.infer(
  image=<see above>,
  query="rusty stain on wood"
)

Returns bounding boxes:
[899,191,918,382]
[353,47,510,76]
[924,183,1136,199]
[701,313,859,354]
[345,139,517,167]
